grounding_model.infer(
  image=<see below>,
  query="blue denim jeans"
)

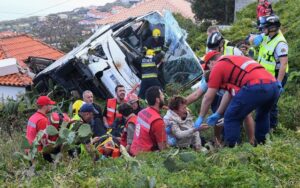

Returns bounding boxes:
[223,82,280,147]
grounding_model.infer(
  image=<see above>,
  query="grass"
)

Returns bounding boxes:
[0,126,299,187]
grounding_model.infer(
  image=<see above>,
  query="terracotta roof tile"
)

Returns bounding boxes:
[0,34,64,87]
[95,0,194,25]
[0,34,64,68]
[0,73,33,87]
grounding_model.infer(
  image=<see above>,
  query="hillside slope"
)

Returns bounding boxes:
[1,0,300,187]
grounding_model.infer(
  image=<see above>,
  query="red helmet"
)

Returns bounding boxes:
[203,50,221,70]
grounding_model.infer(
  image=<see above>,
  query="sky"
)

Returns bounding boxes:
[0,0,116,21]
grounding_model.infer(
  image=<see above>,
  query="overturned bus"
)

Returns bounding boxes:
[33,11,203,98]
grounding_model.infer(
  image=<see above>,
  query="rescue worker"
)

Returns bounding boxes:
[72,99,84,121]
[144,28,165,55]
[206,26,231,53]
[250,15,288,129]
[69,103,101,156]
[206,34,256,145]
[83,90,105,136]
[127,93,142,115]
[26,96,56,152]
[207,31,243,56]
[130,86,167,156]
[118,103,137,152]
[138,49,162,100]
[48,112,70,142]
[195,52,280,147]
[236,40,257,59]
[103,85,126,128]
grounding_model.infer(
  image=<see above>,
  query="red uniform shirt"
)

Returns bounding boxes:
[150,118,166,146]
[26,111,49,151]
[208,59,274,90]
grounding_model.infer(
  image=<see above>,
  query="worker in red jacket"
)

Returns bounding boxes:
[130,86,167,156]
[26,96,56,151]
[195,52,280,147]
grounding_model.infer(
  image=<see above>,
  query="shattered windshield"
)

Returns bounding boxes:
[144,11,202,89]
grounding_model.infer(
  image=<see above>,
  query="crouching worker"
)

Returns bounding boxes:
[69,103,102,156]
[197,52,280,147]
[118,103,137,152]
[130,86,167,156]
[164,96,209,151]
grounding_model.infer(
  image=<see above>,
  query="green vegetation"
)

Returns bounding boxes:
[1,127,299,187]
[1,0,300,187]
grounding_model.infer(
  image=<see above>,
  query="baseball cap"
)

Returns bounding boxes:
[79,103,99,114]
[36,96,56,106]
[203,50,221,70]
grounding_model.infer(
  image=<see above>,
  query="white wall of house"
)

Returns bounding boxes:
[0,86,26,101]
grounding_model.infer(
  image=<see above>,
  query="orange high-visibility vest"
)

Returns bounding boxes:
[106,98,123,126]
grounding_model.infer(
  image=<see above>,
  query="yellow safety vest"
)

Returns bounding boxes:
[257,31,288,76]
[224,46,235,55]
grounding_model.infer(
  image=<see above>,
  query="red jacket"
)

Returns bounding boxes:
[105,98,123,126]
[26,111,49,151]
[130,107,162,156]
[120,114,137,147]
[208,56,275,96]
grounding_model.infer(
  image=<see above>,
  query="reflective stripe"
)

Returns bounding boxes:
[137,117,150,130]
[142,73,158,78]
[107,107,115,113]
[142,63,156,67]
[240,60,258,70]
[27,121,36,128]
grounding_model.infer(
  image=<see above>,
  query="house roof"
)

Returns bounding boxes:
[95,0,194,25]
[0,34,64,87]
[0,34,64,68]
[0,73,32,87]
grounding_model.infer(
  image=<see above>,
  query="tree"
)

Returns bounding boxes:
[191,0,235,24]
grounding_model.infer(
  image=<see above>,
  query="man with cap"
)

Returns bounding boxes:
[195,51,280,147]
[78,103,104,138]
[26,96,56,152]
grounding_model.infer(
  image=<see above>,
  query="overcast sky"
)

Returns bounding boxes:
[0,0,116,21]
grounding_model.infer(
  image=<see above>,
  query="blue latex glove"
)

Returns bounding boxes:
[199,77,208,92]
[194,116,203,129]
[167,135,177,146]
[277,81,284,94]
[165,125,171,134]
[206,112,222,126]
[253,34,263,46]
